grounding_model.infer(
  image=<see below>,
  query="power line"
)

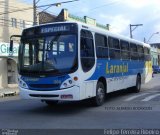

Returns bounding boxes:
[88,0,120,12]
[39,8,54,14]
[33,0,79,24]
[39,4,55,13]
[0,4,23,12]
[0,7,32,15]
[38,7,58,16]
[0,0,79,16]
[0,5,21,9]
[21,0,30,3]
[0,1,32,10]
[0,0,26,4]
[0,18,33,24]
[72,0,120,16]
[36,0,41,4]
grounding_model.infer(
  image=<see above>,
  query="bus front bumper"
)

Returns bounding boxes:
[19,86,80,101]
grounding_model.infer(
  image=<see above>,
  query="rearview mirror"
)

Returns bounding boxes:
[9,35,21,53]
[10,40,13,52]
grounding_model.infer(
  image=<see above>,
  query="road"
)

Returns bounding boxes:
[0,74,160,134]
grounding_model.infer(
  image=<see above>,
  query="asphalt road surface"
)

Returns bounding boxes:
[0,74,160,134]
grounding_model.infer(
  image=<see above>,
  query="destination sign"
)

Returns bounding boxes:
[40,25,70,34]
[23,23,77,37]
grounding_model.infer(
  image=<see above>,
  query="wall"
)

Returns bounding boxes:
[0,0,33,43]
[0,58,8,88]
[0,0,33,88]
[151,46,158,66]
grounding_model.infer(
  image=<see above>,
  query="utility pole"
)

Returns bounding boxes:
[129,24,143,38]
[106,24,110,30]
[32,0,79,26]
[33,0,37,25]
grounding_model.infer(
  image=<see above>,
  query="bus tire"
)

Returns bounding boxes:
[133,75,141,93]
[92,81,105,106]
[44,100,58,106]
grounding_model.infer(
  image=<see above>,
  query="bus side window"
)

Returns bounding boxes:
[120,40,130,60]
[137,45,144,61]
[108,37,121,59]
[95,33,108,58]
[130,43,138,60]
[80,29,95,72]
[144,47,151,61]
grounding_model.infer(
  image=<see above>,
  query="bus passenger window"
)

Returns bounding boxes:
[137,45,144,61]
[95,33,108,58]
[59,42,65,52]
[120,40,130,60]
[144,47,151,61]
[108,37,121,59]
[130,43,138,60]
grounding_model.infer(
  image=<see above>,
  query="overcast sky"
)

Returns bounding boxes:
[21,0,160,44]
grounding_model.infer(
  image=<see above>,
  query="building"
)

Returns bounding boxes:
[0,6,117,89]
[151,46,159,66]
[0,0,33,88]
[39,9,110,30]
[150,43,160,66]
[39,11,57,24]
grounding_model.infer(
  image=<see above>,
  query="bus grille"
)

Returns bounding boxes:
[29,84,60,89]
[29,94,59,98]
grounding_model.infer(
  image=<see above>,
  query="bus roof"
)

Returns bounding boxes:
[75,21,150,48]
[24,21,150,48]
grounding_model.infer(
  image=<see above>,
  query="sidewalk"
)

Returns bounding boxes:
[0,87,19,98]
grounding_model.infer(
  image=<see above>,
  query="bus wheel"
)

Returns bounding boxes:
[44,100,58,106]
[134,75,141,93]
[92,82,105,106]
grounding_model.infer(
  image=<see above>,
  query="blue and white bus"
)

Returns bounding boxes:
[13,22,152,106]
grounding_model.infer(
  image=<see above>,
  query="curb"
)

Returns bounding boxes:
[0,89,19,98]
[0,93,4,98]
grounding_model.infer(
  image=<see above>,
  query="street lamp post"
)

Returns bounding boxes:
[33,0,79,26]
[147,32,159,43]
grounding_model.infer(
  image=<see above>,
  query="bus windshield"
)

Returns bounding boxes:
[19,34,77,76]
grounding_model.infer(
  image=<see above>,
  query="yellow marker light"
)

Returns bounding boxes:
[74,76,78,81]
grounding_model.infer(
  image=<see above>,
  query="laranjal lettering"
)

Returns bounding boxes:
[106,63,128,74]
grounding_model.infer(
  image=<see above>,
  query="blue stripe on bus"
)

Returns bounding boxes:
[87,59,145,81]
[21,75,70,91]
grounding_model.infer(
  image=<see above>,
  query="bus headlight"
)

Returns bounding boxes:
[18,78,29,89]
[68,80,72,84]
[61,79,74,89]
[63,83,67,87]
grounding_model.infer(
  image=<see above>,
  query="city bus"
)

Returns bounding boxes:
[11,22,152,106]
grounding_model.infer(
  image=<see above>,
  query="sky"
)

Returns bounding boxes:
[20,0,160,44]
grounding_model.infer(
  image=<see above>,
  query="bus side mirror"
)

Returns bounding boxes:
[10,40,13,52]
[10,35,21,52]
